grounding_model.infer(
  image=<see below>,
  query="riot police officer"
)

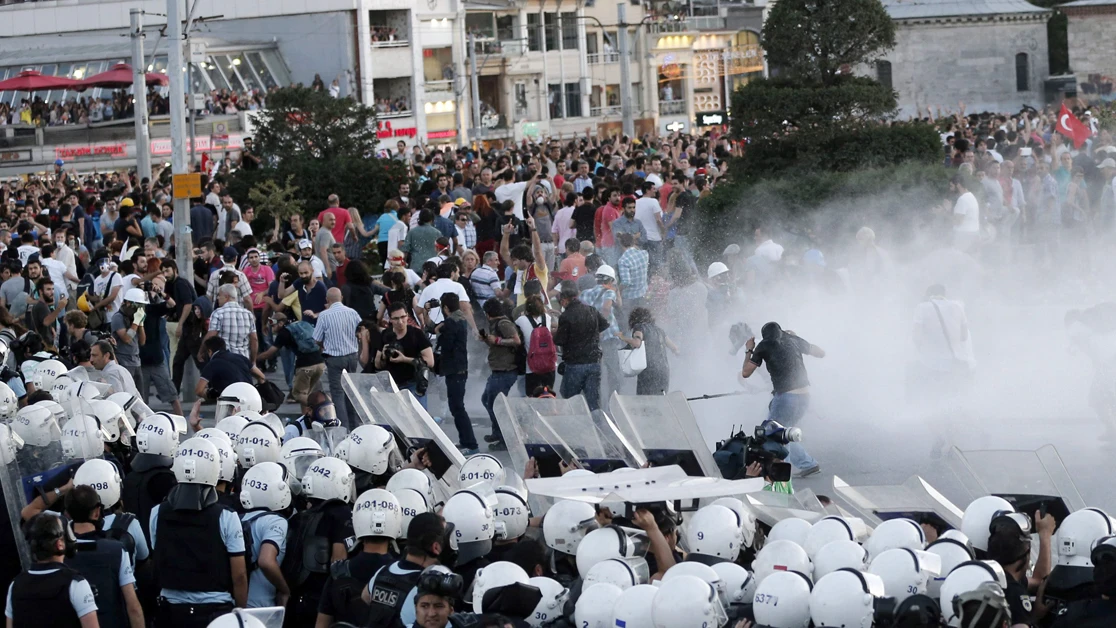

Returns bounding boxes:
[1051,536,1116,627]
[121,413,179,548]
[238,462,291,609]
[5,512,98,628]
[362,512,454,628]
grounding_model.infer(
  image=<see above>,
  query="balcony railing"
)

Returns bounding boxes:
[371,39,410,48]
[590,105,622,117]
[659,99,686,115]
[425,79,454,92]
[377,109,413,119]
[588,52,620,65]
[647,16,726,33]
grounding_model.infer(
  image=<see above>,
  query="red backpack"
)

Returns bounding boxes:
[526,316,557,374]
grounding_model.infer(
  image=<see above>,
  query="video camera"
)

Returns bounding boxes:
[713,421,801,482]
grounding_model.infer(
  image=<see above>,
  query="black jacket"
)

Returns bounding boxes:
[437,311,469,376]
[553,298,608,364]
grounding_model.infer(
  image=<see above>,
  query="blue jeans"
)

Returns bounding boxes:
[403,382,428,410]
[765,392,818,470]
[445,374,477,449]
[280,347,295,390]
[560,362,602,411]
[481,371,518,439]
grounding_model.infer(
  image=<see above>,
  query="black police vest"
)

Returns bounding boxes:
[67,538,126,628]
[154,501,232,593]
[9,563,85,628]
[364,562,422,628]
[121,456,175,545]
[326,560,372,625]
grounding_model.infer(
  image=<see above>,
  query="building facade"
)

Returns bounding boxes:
[1062,0,1116,102]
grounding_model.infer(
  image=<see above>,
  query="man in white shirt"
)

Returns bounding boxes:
[385,208,411,269]
[15,233,39,268]
[297,240,327,279]
[416,264,475,329]
[91,258,125,322]
[494,170,540,220]
[551,193,578,255]
[39,245,79,301]
[950,174,980,252]
[753,226,785,262]
[52,229,78,292]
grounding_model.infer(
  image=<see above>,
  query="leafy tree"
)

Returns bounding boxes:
[252,86,380,161]
[248,175,305,222]
[762,0,896,85]
[731,75,898,139]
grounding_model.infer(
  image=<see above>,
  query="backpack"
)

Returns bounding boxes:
[104,512,137,564]
[280,503,331,588]
[287,320,319,355]
[526,316,557,374]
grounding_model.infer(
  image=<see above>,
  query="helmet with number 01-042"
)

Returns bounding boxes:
[240,462,292,512]
[804,516,867,560]
[584,557,650,590]
[88,399,129,444]
[0,381,17,420]
[869,548,942,603]
[173,438,221,486]
[939,560,1008,626]
[926,533,976,599]
[205,609,267,628]
[576,525,649,577]
[215,416,250,442]
[684,504,746,563]
[135,413,179,457]
[494,487,531,541]
[610,584,656,628]
[74,458,122,509]
[810,568,886,628]
[753,539,813,584]
[710,497,759,548]
[542,499,601,556]
[386,468,437,510]
[768,517,813,547]
[11,404,59,447]
[235,421,282,469]
[459,453,505,488]
[442,488,497,565]
[1056,507,1116,567]
[346,425,400,475]
[216,382,263,421]
[29,359,66,391]
[60,414,106,460]
[813,540,871,581]
[353,489,404,540]
[0,423,23,465]
[865,518,926,561]
[302,456,354,503]
[575,582,623,628]
[527,577,568,628]
[712,561,757,607]
[753,570,813,628]
[471,561,530,613]
[652,573,729,628]
[961,496,1014,553]
[394,488,431,539]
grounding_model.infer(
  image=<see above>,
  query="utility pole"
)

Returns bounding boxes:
[617,3,634,137]
[130,9,152,183]
[168,0,193,285]
[557,7,567,119]
[469,33,481,139]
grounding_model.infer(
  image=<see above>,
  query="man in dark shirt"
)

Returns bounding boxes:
[189,198,215,243]
[375,301,435,406]
[988,510,1055,628]
[256,312,325,406]
[435,293,476,453]
[741,321,825,477]
[552,280,608,410]
[196,335,264,400]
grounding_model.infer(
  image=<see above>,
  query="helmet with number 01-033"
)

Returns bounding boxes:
[11,404,59,447]
[240,462,292,512]
[1056,507,1116,567]
[939,560,1008,626]
[804,516,867,560]
[88,399,129,444]
[527,577,568,628]
[216,382,263,421]
[684,504,745,563]
[768,517,813,547]
[30,359,66,391]
[135,413,179,457]
[442,488,496,565]
[710,497,759,548]
[60,414,106,460]
[961,496,1014,553]
[712,561,757,607]
[0,381,17,420]
[810,568,886,628]
[205,609,267,628]
[584,557,650,590]
[173,438,221,486]
[494,487,531,541]
[394,488,431,539]
[74,458,123,509]
[459,453,505,487]
[575,582,623,628]
[576,525,649,577]
[215,416,250,442]
[865,518,926,561]
[870,548,942,603]
[542,499,600,556]
[610,583,656,628]
[302,456,354,503]
[663,561,726,605]
[753,570,813,628]
[346,425,399,475]
[471,561,530,613]
[0,423,23,465]
[753,539,813,584]
[386,468,437,508]
[353,489,404,540]
[235,421,282,469]
[652,573,729,628]
[926,533,977,599]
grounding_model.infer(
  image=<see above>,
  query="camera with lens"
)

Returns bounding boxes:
[383,342,404,361]
[713,421,801,482]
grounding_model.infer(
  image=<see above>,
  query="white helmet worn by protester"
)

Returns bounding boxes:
[961,496,1014,553]
[813,540,871,580]
[135,413,179,457]
[753,570,813,628]
[575,583,623,628]
[494,487,531,541]
[302,456,355,503]
[173,438,221,486]
[610,584,656,628]
[60,414,105,460]
[710,497,758,548]
[0,381,17,419]
[235,422,282,469]
[707,261,730,279]
[1056,507,1115,567]
[711,562,757,607]
[353,489,404,540]
[527,577,568,628]
[753,539,813,584]
[768,517,813,547]
[385,468,437,508]
[205,609,267,628]
[584,557,649,590]
[684,504,745,562]
[543,499,600,555]
[459,453,506,487]
[215,416,250,442]
[926,533,977,598]
[240,462,292,512]
[810,568,886,628]
[347,425,399,475]
[804,516,867,560]
[939,560,1008,626]
[74,458,123,508]
[865,518,926,560]
[12,404,59,447]
[576,525,648,577]
[442,488,496,565]
[394,488,431,539]
[471,561,529,613]
[123,287,149,305]
[869,548,942,603]
[0,423,23,465]
[653,574,728,628]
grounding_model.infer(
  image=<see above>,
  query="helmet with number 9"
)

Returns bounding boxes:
[136,413,179,457]
[302,456,355,503]
[354,489,404,540]
[74,458,123,509]
[685,504,745,562]
[235,422,281,469]
[173,438,221,486]
[459,454,505,487]
[240,462,292,512]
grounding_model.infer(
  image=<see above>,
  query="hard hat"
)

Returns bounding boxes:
[810,568,885,628]
[217,382,263,420]
[354,488,404,540]
[215,415,250,441]
[804,516,865,560]
[663,561,725,605]
[684,504,745,563]
[753,539,813,584]
[236,410,263,423]
[135,413,179,457]
[395,488,431,539]
[459,453,505,487]
[123,288,149,305]
[472,561,529,613]
[203,431,236,483]
[1057,507,1115,567]
[280,436,325,485]
[74,458,122,508]
[954,581,1011,628]
[768,517,813,547]
[0,424,24,465]
[869,548,942,603]
[584,557,649,590]
[610,584,656,628]
[575,583,623,628]
[926,535,977,599]
[710,497,758,548]
[442,489,496,564]
[652,574,728,628]
[0,381,17,420]
[240,462,292,512]
[576,525,648,577]
[60,414,105,460]
[235,421,281,468]
[711,562,756,607]
[813,540,871,580]
[542,499,600,555]
[30,359,66,391]
[347,425,399,475]
[752,570,813,628]
[939,560,1008,626]
[12,404,60,447]
[494,487,531,541]
[866,518,926,560]
[302,457,354,503]
[595,264,616,281]
[88,399,128,444]
[77,293,93,313]
[707,261,729,279]
[173,438,221,486]
[961,496,1014,552]
[205,609,267,628]
[527,577,568,627]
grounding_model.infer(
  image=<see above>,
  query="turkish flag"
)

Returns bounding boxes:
[1056,104,1092,149]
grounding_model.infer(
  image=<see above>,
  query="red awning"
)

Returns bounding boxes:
[0,70,82,92]
[78,63,169,90]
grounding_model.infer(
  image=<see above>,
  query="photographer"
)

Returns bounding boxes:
[376,301,435,407]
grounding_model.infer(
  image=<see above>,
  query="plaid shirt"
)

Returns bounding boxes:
[206,264,252,305]
[208,301,256,358]
[457,221,477,249]
[617,247,649,300]
[580,284,621,347]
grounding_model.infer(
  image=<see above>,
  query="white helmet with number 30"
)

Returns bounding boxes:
[240,462,292,512]
[869,548,941,603]
[74,458,123,508]
[302,456,355,503]
[527,577,568,628]
[173,438,221,486]
[353,489,404,540]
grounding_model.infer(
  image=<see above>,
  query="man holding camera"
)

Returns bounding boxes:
[376,301,435,407]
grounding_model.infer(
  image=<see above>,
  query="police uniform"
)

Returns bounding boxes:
[121,452,177,546]
[241,510,288,608]
[284,499,353,627]
[1051,597,1116,627]
[5,562,98,628]
[101,511,148,567]
[66,532,135,628]
[318,550,396,624]
[1004,571,1036,627]
[365,559,425,628]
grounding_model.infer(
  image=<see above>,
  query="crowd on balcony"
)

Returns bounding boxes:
[371,25,401,42]
[0,86,269,128]
[375,97,411,115]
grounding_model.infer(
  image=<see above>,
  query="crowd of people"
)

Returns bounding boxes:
[0,86,267,128]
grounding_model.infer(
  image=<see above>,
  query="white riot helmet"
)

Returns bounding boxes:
[12,404,59,447]
[471,561,529,613]
[711,497,759,548]
[804,516,865,560]
[753,539,813,584]
[663,561,726,606]
[235,422,281,469]
[926,534,977,598]
[280,437,325,489]
[394,488,431,538]
[768,517,813,547]
[813,540,871,580]
[195,427,232,447]
[494,487,531,541]
[0,423,24,465]
[939,560,1008,626]
[576,525,649,577]
[30,359,66,391]
[459,453,505,487]
[0,381,17,420]
[707,261,730,279]
[753,570,813,628]
[173,438,221,486]
[354,489,404,540]
[543,499,600,555]
[60,414,105,460]
[610,584,656,628]
[333,436,352,462]
[257,413,285,440]
[88,400,129,444]
[135,413,179,457]
[584,557,650,590]
[205,609,267,628]
[442,489,496,565]
[711,562,757,607]
[528,577,568,628]
[302,457,355,503]
[50,375,75,405]
[866,518,926,560]
[106,392,154,426]
[810,568,886,628]
[215,416,250,442]
[200,430,236,484]
[961,496,1014,553]
[652,574,728,628]
[216,382,263,421]
[385,468,437,508]
[347,425,400,475]
[563,469,595,478]
[1057,507,1115,567]
[36,400,67,427]
[74,458,123,508]
[685,504,745,563]
[240,462,292,512]
[869,548,942,603]
[575,583,623,628]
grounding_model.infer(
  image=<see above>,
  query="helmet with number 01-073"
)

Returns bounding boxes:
[216,382,263,421]
[575,583,623,628]
[442,488,497,565]
[346,425,400,475]
[610,584,657,628]
[684,504,746,563]
[471,561,530,613]
[11,404,59,447]
[866,518,926,561]
[494,487,531,541]
[173,438,221,486]
[394,488,431,539]
[240,462,292,512]
[135,413,179,457]
[30,359,66,391]
[459,453,505,487]
[753,570,813,628]
[813,540,871,581]
[961,496,1014,553]
[0,423,23,465]
[712,562,757,607]
[542,499,600,556]
[235,422,282,469]
[810,568,886,628]
[527,577,569,628]
[652,573,729,628]
[0,381,17,420]
[576,525,649,577]
[74,458,122,508]
[302,456,354,503]
[870,548,942,603]
[354,489,404,540]
[60,414,105,460]
[753,539,813,584]
[385,468,437,509]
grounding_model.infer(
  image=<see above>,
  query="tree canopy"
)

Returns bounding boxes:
[762,0,897,85]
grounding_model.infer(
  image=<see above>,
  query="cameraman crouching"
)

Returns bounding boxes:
[376,301,435,407]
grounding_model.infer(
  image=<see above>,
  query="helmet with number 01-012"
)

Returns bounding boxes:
[527,577,568,628]
[135,413,179,457]
[60,414,106,460]
[542,499,601,556]
[471,561,530,613]
[752,570,813,628]
[494,487,531,541]
[354,488,404,540]
[173,438,221,486]
[240,462,292,512]
[235,421,281,469]
[753,539,813,584]
[442,488,497,565]
[459,453,505,487]
[869,548,942,603]
[652,573,729,628]
[74,458,123,509]
[684,503,746,563]
[813,540,871,581]
[574,582,623,628]
[302,456,355,503]
[810,568,886,628]
[610,584,656,628]
[865,518,926,561]
[346,425,399,475]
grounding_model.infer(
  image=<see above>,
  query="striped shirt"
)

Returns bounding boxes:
[313,302,362,356]
[209,301,256,358]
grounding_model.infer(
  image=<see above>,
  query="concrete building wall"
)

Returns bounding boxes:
[1065,6,1116,101]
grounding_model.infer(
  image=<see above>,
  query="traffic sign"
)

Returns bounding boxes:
[172,173,202,200]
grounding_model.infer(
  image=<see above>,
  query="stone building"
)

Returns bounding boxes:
[1062,0,1116,102]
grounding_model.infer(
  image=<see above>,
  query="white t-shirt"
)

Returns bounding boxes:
[634,197,663,242]
[913,297,975,372]
[953,192,980,233]
[552,205,577,251]
[115,273,141,313]
[40,258,70,299]
[386,222,408,268]
[515,313,553,374]
[232,220,253,237]
[754,239,784,262]
[495,181,529,220]
[417,278,469,325]
[16,244,39,268]
[92,272,125,316]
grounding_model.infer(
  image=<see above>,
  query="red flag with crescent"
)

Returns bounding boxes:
[1056,104,1092,149]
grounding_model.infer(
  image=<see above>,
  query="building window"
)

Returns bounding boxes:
[565,82,582,117]
[586,33,598,55]
[1016,53,1029,92]
[561,12,579,50]
[527,14,541,52]
[876,60,892,90]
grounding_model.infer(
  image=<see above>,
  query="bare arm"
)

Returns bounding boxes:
[94,285,121,311]
[257,543,290,606]
[79,613,99,628]
[122,583,144,628]
[249,333,258,364]
[499,224,514,266]
[230,555,248,608]
[195,377,209,399]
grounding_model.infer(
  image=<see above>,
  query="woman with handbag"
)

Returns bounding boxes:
[620,307,679,395]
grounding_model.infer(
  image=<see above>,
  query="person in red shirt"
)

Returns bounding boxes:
[594,187,622,265]
[318,193,351,244]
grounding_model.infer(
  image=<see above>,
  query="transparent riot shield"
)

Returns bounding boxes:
[609,392,722,478]
[744,490,829,527]
[306,423,349,458]
[363,371,400,393]
[830,475,964,530]
[947,445,1087,524]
